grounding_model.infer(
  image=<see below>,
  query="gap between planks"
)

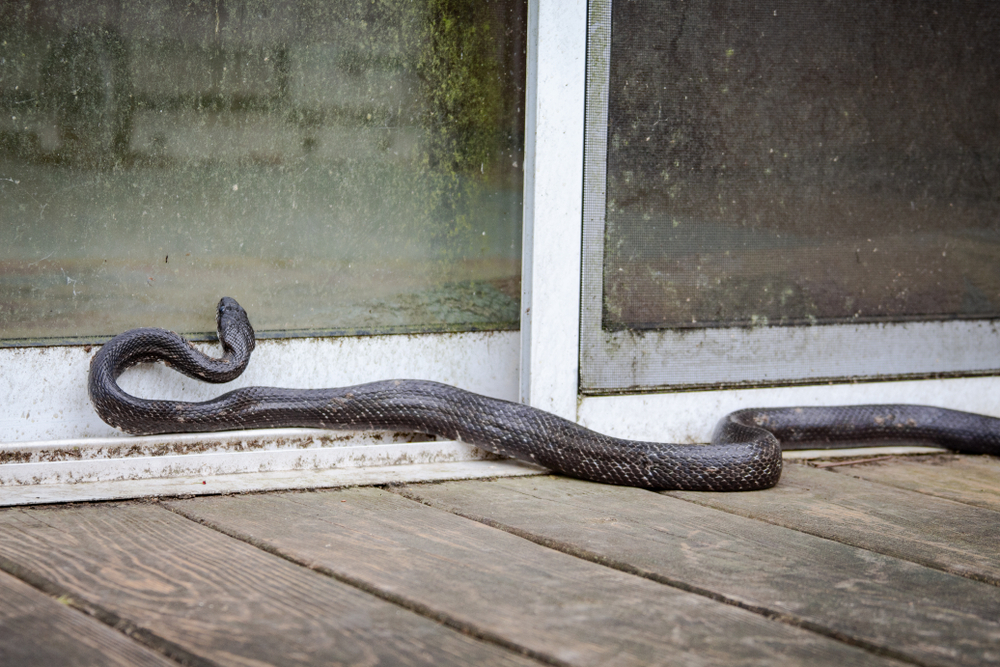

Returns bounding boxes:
[0,569,177,667]
[823,454,1000,512]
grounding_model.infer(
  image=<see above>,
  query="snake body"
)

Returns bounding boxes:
[88,298,1000,491]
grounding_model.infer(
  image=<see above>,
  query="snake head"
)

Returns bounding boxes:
[216,297,256,355]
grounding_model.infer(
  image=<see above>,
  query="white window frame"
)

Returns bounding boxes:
[524,0,1000,443]
[2,0,997,505]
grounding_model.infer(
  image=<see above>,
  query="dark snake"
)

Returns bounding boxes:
[88,297,1000,491]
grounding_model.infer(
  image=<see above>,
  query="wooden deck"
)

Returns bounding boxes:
[1,454,998,667]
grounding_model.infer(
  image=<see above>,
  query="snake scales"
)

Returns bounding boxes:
[88,297,1000,491]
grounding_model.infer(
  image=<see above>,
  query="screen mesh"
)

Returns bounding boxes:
[602,0,1000,331]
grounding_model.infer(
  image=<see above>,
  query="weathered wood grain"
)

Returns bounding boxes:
[0,570,175,667]
[827,454,1000,512]
[666,462,1000,585]
[398,475,1000,667]
[168,488,907,667]
[0,502,539,667]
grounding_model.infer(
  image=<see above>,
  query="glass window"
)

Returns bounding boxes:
[0,0,526,344]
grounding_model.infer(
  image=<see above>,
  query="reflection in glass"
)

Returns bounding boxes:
[0,0,526,342]
[603,0,1000,330]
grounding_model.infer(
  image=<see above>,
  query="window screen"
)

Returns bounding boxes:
[0,0,526,344]
[581,0,1000,392]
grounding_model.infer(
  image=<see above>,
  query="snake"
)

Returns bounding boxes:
[88,297,1000,491]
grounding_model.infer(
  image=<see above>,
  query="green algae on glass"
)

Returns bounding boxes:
[0,0,526,342]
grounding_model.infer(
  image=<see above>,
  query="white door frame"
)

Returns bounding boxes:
[2,0,996,505]
[518,0,1000,444]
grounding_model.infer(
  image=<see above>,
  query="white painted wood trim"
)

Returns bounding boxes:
[519,0,587,420]
[1,431,487,485]
[577,376,1000,444]
[0,331,518,444]
[0,331,523,502]
[1,459,544,507]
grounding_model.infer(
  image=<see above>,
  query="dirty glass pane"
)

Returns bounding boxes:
[0,0,525,343]
[603,0,1000,331]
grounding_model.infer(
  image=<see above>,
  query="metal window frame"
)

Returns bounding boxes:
[519,0,1000,445]
[577,0,1000,395]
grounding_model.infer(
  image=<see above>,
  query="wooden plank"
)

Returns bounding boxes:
[0,503,538,667]
[826,454,1000,512]
[0,570,176,667]
[168,488,908,667]
[398,475,1000,667]
[666,462,1000,586]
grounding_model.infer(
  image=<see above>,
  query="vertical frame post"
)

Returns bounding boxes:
[520,0,588,419]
